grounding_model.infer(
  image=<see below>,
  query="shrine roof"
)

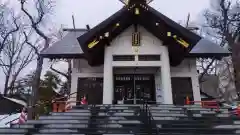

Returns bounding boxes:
[41,30,230,59]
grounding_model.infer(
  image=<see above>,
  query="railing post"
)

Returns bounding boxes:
[52,102,58,112]
[186,96,190,105]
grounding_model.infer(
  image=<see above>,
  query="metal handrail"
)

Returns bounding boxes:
[188,100,221,111]
[144,100,160,135]
[138,99,156,135]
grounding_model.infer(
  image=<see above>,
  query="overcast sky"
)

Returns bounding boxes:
[54,0,210,28]
[0,0,211,93]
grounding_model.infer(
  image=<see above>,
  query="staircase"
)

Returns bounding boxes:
[0,104,240,135]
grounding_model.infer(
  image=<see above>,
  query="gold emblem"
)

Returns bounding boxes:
[132,32,140,46]
[176,38,189,48]
[88,39,99,49]
[167,32,189,48]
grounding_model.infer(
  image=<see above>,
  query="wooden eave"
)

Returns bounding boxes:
[77,4,201,66]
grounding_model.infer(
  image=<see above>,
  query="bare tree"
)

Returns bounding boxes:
[20,0,55,119]
[50,59,72,94]
[197,58,218,82]
[183,14,218,84]
[0,30,35,95]
[0,3,20,54]
[203,0,240,96]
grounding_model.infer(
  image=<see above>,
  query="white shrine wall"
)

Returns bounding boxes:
[69,25,201,105]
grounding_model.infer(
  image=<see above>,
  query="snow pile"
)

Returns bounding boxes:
[0,113,20,128]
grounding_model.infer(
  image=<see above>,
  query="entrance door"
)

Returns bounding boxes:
[77,77,103,105]
[134,75,155,104]
[114,74,155,104]
[171,77,194,105]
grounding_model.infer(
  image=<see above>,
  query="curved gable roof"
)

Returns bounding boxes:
[76,4,203,66]
[41,3,230,62]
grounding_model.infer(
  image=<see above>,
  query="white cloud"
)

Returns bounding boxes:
[54,0,210,28]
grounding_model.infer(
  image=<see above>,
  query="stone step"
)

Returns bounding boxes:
[74,104,230,111]
[51,112,137,116]
[214,125,240,129]
[0,134,24,135]
[51,111,231,117]
[151,113,231,118]
[0,133,235,135]
[31,128,237,134]
[57,110,230,118]
[37,128,150,134]
[33,134,85,135]
[12,120,142,128]
[33,134,86,135]
[157,128,237,134]
[51,112,91,116]
[29,133,237,135]
[26,119,90,124]
[150,107,228,112]
[4,127,236,134]
[39,116,129,120]
[160,123,236,128]
[39,116,88,120]
[0,128,27,133]
[154,119,235,124]
[67,109,136,113]
[153,116,234,121]
[151,113,188,117]
[0,104,237,135]
[149,107,183,110]
[150,109,229,114]
[73,105,141,109]
[66,109,91,113]
[69,107,230,114]
[65,109,230,116]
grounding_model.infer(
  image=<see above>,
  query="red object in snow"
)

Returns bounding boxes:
[81,96,87,105]
[185,96,190,105]
[18,107,27,124]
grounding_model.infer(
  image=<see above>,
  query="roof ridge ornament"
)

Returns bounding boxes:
[119,0,153,6]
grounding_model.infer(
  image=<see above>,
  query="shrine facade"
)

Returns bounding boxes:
[41,0,229,105]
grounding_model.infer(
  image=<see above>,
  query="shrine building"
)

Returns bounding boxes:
[41,0,229,105]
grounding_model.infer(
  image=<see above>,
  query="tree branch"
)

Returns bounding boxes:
[20,0,48,43]
[0,15,20,53]
[23,32,40,55]
[50,64,68,78]
[199,58,216,82]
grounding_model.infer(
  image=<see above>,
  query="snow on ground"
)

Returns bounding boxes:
[0,113,20,128]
